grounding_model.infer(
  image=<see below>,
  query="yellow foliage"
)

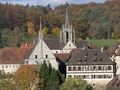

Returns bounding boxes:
[13,65,43,90]
[26,21,37,36]
[42,27,48,35]
[52,27,60,38]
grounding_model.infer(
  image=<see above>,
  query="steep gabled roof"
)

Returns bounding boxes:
[44,38,65,50]
[54,53,71,62]
[67,48,115,65]
[0,44,33,64]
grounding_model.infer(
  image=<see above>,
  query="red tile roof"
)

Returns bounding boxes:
[0,44,33,64]
[54,53,71,62]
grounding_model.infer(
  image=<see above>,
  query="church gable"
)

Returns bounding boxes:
[63,41,76,50]
[29,40,55,59]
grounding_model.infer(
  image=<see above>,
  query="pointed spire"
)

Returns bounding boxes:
[40,17,42,32]
[65,9,70,28]
[39,17,43,39]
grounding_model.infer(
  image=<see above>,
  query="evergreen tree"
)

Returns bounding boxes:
[39,61,50,90]
[39,61,64,90]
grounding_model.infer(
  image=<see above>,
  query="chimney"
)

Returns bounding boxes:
[101,47,104,52]
[25,43,28,46]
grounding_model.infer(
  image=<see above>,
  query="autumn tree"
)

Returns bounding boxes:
[26,21,37,36]
[52,27,60,38]
[72,18,90,40]
[42,27,48,37]
[0,80,16,90]
[13,65,43,90]
[60,77,93,90]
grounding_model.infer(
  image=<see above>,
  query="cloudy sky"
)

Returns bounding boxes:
[0,0,107,8]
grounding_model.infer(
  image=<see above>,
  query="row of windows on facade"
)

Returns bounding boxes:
[68,74,112,79]
[68,65,112,71]
[1,65,18,68]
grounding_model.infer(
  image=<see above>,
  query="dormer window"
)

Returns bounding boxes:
[78,58,82,62]
[98,58,102,62]
[35,55,37,59]
[93,56,97,61]
[83,57,87,62]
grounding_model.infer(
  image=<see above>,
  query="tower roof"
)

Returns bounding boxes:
[39,17,43,39]
[65,9,70,27]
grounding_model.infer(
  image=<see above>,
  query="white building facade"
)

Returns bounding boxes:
[66,49,116,86]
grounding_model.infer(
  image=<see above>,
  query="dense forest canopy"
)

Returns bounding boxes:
[0,0,120,48]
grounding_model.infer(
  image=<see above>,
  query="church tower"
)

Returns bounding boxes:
[60,10,75,44]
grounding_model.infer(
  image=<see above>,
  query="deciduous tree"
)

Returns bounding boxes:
[14,65,43,90]
[60,77,93,90]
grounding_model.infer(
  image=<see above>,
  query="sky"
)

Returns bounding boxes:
[0,0,107,8]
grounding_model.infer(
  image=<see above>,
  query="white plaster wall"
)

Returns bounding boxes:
[66,65,114,86]
[51,50,62,54]
[0,64,21,74]
[66,73,113,86]
[113,56,120,74]
[27,39,58,70]
[63,41,76,51]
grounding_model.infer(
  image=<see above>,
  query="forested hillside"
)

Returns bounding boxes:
[0,0,120,48]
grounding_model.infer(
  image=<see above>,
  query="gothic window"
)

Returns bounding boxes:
[35,55,37,59]
[46,55,48,58]
[66,32,69,42]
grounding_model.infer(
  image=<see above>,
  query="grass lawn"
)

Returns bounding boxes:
[87,39,120,49]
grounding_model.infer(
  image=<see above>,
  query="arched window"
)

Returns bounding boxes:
[46,55,48,58]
